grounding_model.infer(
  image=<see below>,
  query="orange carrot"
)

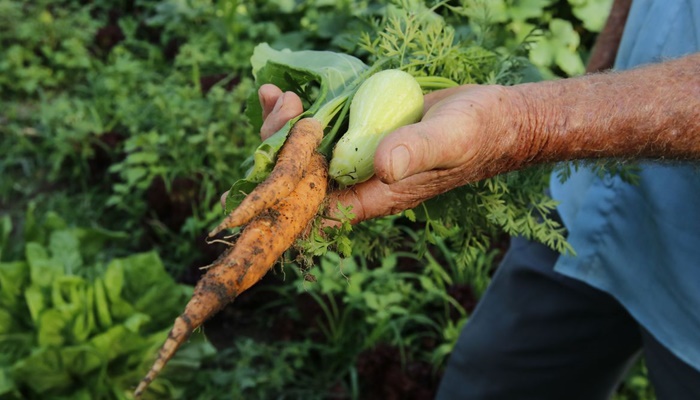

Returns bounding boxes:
[134,152,328,398]
[208,117,323,237]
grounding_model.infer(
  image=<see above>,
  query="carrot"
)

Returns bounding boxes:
[134,151,328,398]
[208,117,324,237]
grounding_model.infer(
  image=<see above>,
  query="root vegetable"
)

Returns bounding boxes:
[208,118,324,237]
[135,151,328,398]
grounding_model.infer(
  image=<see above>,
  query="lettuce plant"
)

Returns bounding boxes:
[0,212,215,399]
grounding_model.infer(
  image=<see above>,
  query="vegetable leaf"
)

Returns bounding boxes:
[529,18,585,76]
[569,0,614,32]
[246,43,369,132]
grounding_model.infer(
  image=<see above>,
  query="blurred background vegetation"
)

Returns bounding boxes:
[0,0,654,399]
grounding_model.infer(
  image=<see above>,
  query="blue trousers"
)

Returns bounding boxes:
[436,235,700,400]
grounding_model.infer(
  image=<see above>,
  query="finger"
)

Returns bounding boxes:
[259,84,283,120]
[260,91,304,140]
[327,178,393,224]
[327,176,415,224]
[422,84,471,113]
[327,167,459,225]
[372,115,472,184]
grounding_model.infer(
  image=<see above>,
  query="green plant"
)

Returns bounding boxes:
[613,360,656,400]
[195,339,321,400]
[459,0,613,78]
[0,0,98,95]
[0,1,263,273]
[269,250,465,396]
[2,1,651,398]
[0,211,216,399]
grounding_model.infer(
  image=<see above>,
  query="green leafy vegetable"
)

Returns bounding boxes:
[0,212,215,399]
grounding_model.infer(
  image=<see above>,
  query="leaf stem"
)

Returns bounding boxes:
[414,76,460,90]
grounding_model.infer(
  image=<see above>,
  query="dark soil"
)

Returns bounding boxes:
[200,73,241,94]
[88,131,124,181]
[356,344,438,400]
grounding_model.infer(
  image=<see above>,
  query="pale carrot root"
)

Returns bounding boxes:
[135,152,328,398]
[208,118,323,237]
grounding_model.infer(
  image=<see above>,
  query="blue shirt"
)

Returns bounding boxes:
[551,0,700,371]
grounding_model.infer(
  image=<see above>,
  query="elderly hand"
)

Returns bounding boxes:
[224,82,529,223]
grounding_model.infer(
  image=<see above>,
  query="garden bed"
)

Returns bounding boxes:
[0,1,653,399]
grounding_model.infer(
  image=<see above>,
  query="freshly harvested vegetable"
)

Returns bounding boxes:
[135,151,328,397]
[329,69,424,186]
[208,118,324,237]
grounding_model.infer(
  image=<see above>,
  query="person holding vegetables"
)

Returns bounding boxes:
[236,0,700,398]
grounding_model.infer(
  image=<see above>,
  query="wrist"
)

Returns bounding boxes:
[492,83,561,169]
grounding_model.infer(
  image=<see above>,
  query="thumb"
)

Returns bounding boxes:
[373,118,470,184]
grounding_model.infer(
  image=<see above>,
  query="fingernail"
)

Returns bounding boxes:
[258,88,265,105]
[390,145,410,181]
[272,93,285,113]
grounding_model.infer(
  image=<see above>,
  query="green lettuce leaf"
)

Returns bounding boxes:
[118,251,191,330]
[25,242,61,288]
[0,367,16,397]
[10,348,73,394]
[0,309,13,335]
[48,230,83,275]
[59,345,103,376]
[37,308,69,347]
[0,261,28,312]
[70,226,128,266]
[24,284,45,324]
[2,218,215,398]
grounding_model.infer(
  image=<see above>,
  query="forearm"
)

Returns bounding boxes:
[508,52,700,164]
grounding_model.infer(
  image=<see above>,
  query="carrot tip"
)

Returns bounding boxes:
[133,384,146,398]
